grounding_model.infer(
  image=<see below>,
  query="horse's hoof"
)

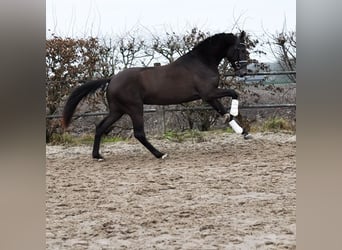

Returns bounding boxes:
[243,134,253,140]
[93,156,105,161]
[161,154,168,159]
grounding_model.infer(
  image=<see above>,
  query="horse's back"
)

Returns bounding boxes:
[108,67,148,90]
[106,60,217,106]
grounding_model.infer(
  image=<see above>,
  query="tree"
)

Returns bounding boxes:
[266,28,296,82]
[46,36,113,141]
[152,27,209,63]
[117,34,148,70]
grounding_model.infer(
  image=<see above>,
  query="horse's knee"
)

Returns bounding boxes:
[231,91,239,99]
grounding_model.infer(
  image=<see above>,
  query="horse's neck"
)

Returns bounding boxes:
[176,53,220,73]
[195,52,224,70]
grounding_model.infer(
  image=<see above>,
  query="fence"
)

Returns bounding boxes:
[224,71,296,77]
[46,103,296,120]
[46,71,296,133]
[46,71,296,119]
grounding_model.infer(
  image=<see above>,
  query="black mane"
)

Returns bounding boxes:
[191,33,235,52]
[186,33,237,67]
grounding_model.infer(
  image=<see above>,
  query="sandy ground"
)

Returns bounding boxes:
[46,132,296,250]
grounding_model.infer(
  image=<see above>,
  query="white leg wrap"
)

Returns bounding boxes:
[230,99,239,116]
[229,119,243,134]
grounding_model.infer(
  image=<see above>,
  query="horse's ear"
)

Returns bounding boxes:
[239,31,246,41]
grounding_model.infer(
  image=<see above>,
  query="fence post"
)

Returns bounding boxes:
[154,62,166,134]
[162,106,166,134]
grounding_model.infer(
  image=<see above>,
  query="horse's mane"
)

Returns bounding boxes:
[178,33,237,66]
[191,33,236,54]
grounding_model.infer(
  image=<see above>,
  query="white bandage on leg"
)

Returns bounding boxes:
[229,119,243,134]
[230,99,239,116]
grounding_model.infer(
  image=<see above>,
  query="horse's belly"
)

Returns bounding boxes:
[143,92,200,105]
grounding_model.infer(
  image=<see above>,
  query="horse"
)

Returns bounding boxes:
[62,31,250,160]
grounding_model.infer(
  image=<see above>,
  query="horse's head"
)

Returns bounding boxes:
[227,31,249,77]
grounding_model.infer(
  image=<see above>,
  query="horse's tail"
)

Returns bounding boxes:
[62,78,111,128]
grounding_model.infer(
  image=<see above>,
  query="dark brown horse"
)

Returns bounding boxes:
[62,31,250,160]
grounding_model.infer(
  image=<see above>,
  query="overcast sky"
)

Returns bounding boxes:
[47,0,295,36]
[46,0,296,62]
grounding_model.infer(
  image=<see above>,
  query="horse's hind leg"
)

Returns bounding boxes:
[92,111,123,160]
[129,112,167,159]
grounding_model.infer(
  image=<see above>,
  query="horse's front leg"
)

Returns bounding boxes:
[206,94,251,139]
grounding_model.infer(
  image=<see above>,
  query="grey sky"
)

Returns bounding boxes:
[46,0,296,62]
[47,0,295,36]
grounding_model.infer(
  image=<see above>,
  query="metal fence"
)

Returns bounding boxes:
[224,71,296,77]
[46,103,296,120]
[46,71,296,121]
